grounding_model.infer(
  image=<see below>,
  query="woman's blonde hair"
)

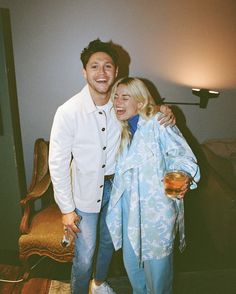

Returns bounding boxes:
[110,77,157,152]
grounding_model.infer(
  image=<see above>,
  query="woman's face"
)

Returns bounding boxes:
[113,84,142,121]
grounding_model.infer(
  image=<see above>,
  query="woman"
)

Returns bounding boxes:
[106,77,200,294]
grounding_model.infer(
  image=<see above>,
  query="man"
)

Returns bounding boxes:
[49,39,175,294]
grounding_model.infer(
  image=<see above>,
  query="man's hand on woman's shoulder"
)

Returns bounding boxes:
[157,104,176,127]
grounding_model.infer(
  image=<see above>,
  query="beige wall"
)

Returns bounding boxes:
[0,0,236,184]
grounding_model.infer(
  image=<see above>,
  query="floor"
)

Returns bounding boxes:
[1,192,236,293]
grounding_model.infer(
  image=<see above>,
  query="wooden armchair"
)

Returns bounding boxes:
[18,138,74,266]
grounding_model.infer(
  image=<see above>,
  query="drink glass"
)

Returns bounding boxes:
[164,170,190,199]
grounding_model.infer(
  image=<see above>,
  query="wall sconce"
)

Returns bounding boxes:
[164,88,220,109]
[192,88,220,108]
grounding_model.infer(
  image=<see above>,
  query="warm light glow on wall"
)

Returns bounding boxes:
[145,2,236,90]
[151,38,235,89]
[164,51,235,89]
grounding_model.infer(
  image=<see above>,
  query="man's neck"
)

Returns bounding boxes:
[88,87,111,106]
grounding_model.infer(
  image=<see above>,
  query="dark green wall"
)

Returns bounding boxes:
[0,8,26,251]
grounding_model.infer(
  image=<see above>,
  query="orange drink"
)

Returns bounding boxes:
[164,171,189,198]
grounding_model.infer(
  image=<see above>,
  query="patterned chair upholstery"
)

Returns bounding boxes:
[18,138,74,265]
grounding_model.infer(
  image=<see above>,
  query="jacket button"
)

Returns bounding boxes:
[102,164,105,168]
[102,128,105,131]
[103,146,106,150]
[99,111,103,114]
[100,185,103,188]
[97,199,101,203]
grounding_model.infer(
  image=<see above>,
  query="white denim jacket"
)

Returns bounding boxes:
[49,85,121,213]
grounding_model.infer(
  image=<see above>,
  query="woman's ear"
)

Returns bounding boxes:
[137,102,144,110]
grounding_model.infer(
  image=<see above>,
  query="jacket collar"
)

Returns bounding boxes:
[117,116,155,174]
[81,84,113,114]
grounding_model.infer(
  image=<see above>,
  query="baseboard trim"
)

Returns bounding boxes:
[0,249,20,265]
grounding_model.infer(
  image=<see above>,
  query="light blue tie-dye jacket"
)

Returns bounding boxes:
[106,113,200,262]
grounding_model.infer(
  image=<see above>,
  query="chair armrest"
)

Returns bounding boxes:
[201,145,236,191]
[20,173,51,234]
[20,174,51,206]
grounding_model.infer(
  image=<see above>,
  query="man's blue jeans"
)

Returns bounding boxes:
[71,179,114,294]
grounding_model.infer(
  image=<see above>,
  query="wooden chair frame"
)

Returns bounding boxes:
[18,138,74,265]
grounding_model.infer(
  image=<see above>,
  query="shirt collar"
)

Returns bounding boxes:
[128,114,139,135]
[82,84,113,113]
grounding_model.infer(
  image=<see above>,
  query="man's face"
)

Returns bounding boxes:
[83,52,118,97]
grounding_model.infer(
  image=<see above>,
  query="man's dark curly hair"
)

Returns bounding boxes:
[80,39,119,69]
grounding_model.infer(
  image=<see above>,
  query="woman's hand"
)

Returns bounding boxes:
[177,177,191,199]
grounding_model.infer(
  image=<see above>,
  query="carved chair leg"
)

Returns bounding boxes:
[20,255,48,281]
[19,256,31,281]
